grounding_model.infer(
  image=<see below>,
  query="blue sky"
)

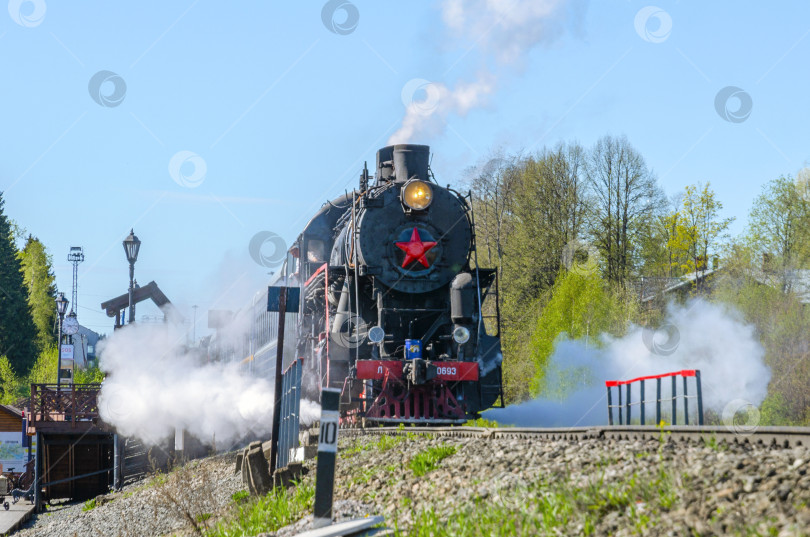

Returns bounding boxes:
[2,1,808,337]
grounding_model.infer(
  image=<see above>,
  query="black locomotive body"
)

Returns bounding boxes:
[214,144,504,423]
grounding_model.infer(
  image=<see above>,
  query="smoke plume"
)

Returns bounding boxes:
[485,300,771,427]
[98,321,275,446]
[388,0,584,144]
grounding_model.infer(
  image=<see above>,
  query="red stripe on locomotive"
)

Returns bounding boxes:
[356,360,479,382]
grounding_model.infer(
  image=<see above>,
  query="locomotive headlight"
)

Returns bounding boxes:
[402,180,433,210]
[453,326,470,344]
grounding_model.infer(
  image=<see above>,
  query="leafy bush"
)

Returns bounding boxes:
[759,392,796,426]
[713,271,810,425]
[74,364,105,383]
[528,270,634,396]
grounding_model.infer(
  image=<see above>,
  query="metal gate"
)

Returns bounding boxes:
[276,357,304,469]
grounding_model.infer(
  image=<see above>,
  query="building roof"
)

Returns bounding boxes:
[636,266,810,305]
[0,404,23,419]
[752,268,810,304]
[636,267,724,303]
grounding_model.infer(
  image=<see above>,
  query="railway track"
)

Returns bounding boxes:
[340,425,810,448]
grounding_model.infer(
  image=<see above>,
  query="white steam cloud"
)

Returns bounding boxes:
[441,0,574,64]
[389,76,496,145]
[388,0,583,144]
[485,300,771,427]
[98,322,275,446]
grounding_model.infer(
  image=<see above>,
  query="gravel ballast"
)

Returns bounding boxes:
[15,453,243,537]
[12,431,810,536]
[327,432,810,536]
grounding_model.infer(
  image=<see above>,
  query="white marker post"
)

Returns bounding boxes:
[313,388,341,529]
[175,428,184,462]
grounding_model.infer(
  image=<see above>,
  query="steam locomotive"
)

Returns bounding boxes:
[211,144,504,423]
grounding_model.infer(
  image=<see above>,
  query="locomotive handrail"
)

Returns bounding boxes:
[304,263,329,288]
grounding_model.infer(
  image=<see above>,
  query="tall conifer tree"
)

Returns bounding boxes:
[19,236,57,351]
[0,192,39,375]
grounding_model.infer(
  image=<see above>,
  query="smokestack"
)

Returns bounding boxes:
[394,144,430,183]
[375,144,430,184]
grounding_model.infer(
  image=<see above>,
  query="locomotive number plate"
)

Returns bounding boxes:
[434,362,479,381]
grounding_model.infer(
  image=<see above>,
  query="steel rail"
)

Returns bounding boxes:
[339,425,810,448]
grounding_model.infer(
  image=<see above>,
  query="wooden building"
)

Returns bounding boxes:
[0,404,29,476]
[0,404,23,432]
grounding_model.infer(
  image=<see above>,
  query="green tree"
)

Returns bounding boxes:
[504,142,589,302]
[501,143,590,402]
[466,144,592,403]
[586,135,664,288]
[0,356,26,404]
[466,150,520,273]
[528,269,634,395]
[0,347,60,405]
[0,192,38,375]
[74,363,105,383]
[28,345,57,384]
[19,236,57,351]
[676,182,734,285]
[746,175,810,291]
[713,249,810,425]
[636,195,688,279]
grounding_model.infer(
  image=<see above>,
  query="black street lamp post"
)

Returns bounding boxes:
[123,229,141,325]
[55,293,69,387]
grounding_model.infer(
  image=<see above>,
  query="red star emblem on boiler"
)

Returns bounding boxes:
[395,227,437,268]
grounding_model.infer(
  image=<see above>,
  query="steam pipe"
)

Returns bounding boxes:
[330,279,350,336]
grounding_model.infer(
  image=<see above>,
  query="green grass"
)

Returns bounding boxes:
[350,466,379,486]
[706,433,729,452]
[230,490,249,503]
[343,434,408,456]
[341,438,369,456]
[464,417,500,427]
[394,468,675,536]
[409,444,458,477]
[82,499,96,512]
[121,469,171,499]
[205,483,314,537]
[376,434,406,451]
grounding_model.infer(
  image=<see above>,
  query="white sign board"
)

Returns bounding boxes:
[0,432,35,474]
[61,344,74,360]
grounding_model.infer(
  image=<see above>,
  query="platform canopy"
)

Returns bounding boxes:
[100,280,184,328]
